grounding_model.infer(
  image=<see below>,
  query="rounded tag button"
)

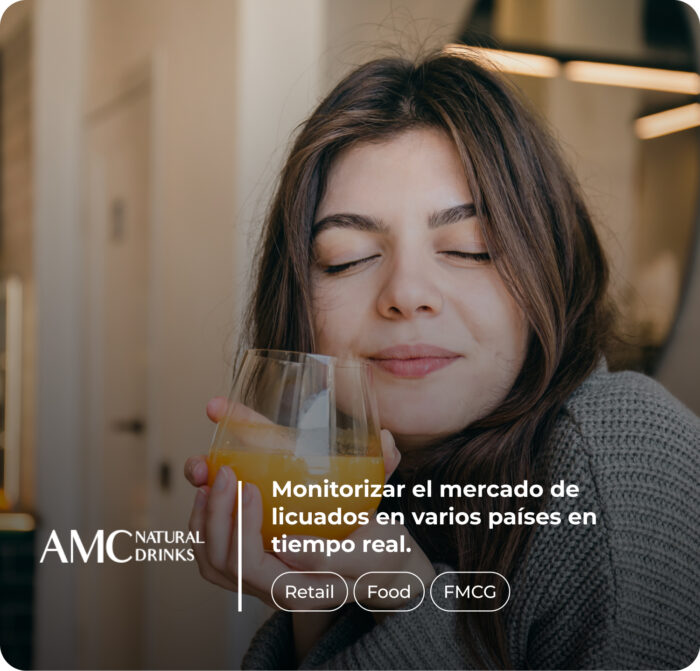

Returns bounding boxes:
[271,571,348,612]
[430,571,510,612]
[353,571,425,612]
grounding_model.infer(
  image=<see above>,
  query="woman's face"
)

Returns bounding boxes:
[311,128,529,449]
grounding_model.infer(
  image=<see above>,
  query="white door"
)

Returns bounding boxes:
[83,82,151,669]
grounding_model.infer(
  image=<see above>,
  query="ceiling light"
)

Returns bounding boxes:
[443,44,700,94]
[635,103,700,139]
[564,61,700,94]
[442,45,560,78]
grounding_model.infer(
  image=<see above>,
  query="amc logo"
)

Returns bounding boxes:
[39,530,133,564]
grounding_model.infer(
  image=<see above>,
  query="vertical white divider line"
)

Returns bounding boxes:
[238,481,243,612]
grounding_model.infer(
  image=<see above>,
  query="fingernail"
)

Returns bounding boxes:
[207,397,226,416]
[195,487,207,508]
[213,467,229,491]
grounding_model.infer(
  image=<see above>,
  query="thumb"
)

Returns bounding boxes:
[380,429,401,483]
[206,398,275,425]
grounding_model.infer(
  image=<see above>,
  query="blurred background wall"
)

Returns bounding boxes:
[0,0,697,669]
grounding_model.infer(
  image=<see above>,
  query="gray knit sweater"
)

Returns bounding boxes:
[241,364,700,670]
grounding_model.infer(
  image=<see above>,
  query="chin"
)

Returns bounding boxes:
[377,399,470,442]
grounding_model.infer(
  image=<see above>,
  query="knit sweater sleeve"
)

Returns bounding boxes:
[300,585,474,669]
[241,563,476,670]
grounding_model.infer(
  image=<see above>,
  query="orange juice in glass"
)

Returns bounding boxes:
[207,350,384,550]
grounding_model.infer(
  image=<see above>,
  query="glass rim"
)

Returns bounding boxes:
[245,348,371,368]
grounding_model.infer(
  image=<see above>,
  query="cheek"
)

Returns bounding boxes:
[453,269,528,364]
[313,311,343,356]
[495,283,529,365]
[311,276,369,356]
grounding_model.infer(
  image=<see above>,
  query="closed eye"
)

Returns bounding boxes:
[442,251,491,263]
[322,254,381,275]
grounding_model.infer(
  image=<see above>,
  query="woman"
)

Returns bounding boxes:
[184,50,700,670]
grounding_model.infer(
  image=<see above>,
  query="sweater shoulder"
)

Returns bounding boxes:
[516,368,700,669]
[545,367,700,517]
[564,365,699,426]
[560,367,700,464]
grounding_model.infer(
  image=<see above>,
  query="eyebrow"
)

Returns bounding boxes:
[312,213,387,238]
[312,203,477,238]
[428,203,476,228]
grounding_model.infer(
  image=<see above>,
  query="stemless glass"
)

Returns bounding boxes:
[207,349,384,550]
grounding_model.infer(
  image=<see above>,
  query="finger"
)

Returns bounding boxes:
[277,517,389,577]
[273,530,372,575]
[234,483,296,603]
[205,466,238,571]
[380,429,401,483]
[191,483,282,604]
[206,397,229,423]
[207,398,275,425]
[273,534,335,573]
[237,482,266,567]
[184,455,209,486]
[188,486,238,591]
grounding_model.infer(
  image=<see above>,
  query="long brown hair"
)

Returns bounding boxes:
[243,50,614,668]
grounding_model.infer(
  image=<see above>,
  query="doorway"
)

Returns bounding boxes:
[83,79,151,669]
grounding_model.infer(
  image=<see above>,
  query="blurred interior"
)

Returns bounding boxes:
[0,0,697,669]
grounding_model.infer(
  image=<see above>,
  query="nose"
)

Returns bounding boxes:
[376,255,444,319]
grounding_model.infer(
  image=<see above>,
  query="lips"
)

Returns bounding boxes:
[368,344,462,379]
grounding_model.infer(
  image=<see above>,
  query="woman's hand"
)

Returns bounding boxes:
[184,397,413,611]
